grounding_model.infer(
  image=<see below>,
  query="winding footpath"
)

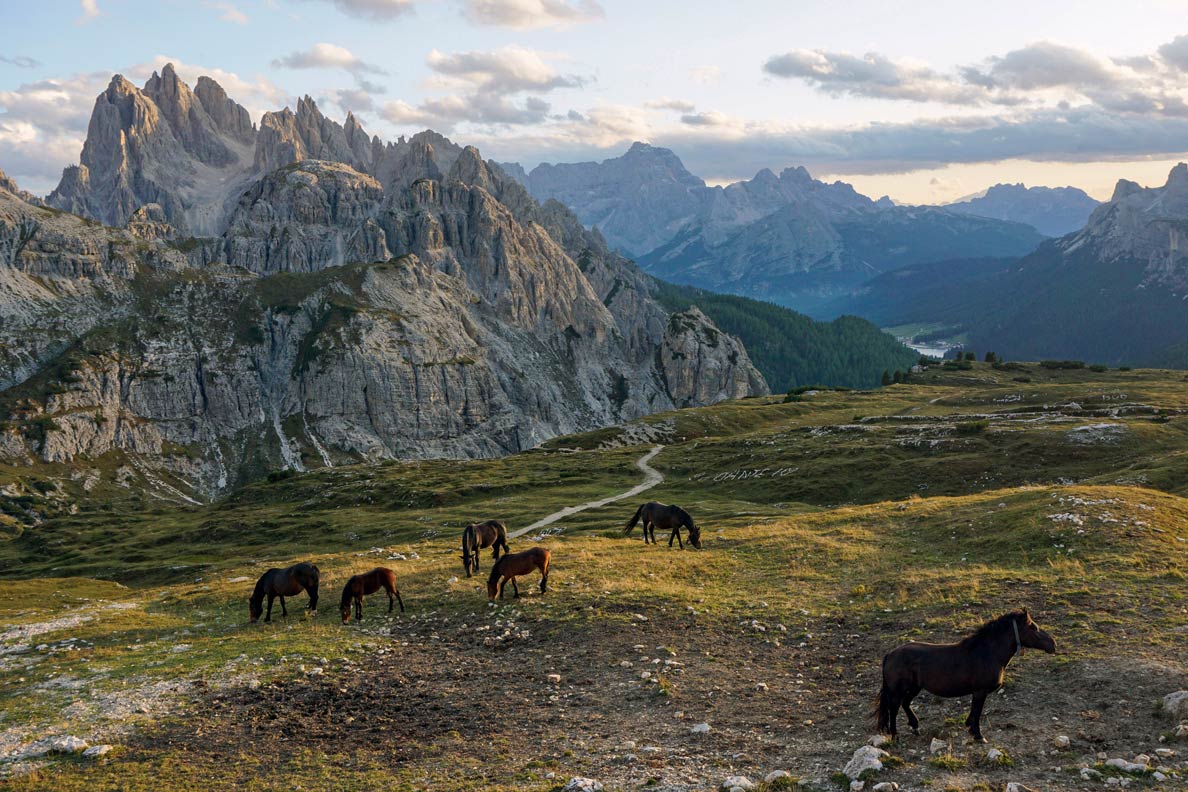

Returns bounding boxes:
[508,445,665,539]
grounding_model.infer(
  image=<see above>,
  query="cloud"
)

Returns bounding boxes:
[764,49,1015,105]
[1159,34,1188,70]
[461,0,603,29]
[76,0,99,24]
[679,110,735,128]
[689,66,721,86]
[204,1,249,24]
[425,46,585,93]
[303,0,416,19]
[0,55,41,69]
[273,43,385,75]
[646,97,696,112]
[381,94,552,130]
[965,41,1120,91]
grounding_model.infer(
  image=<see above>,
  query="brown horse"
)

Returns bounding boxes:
[487,547,551,600]
[874,610,1056,742]
[249,562,320,623]
[461,520,510,577]
[624,501,701,549]
[340,567,405,623]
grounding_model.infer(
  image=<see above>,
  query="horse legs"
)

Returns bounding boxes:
[902,686,921,734]
[394,587,405,613]
[498,576,509,599]
[265,593,275,623]
[669,526,684,549]
[511,577,521,598]
[307,585,318,614]
[646,521,655,544]
[539,566,549,594]
[279,596,288,618]
[387,587,395,613]
[966,691,989,742]
[354,595,363,622]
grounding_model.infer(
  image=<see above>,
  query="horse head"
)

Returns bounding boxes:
[685,515,702,549]
[1016,610,1056,654]
[248,597,263,623]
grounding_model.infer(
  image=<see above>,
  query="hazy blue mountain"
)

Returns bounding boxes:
[945,183,1099,237]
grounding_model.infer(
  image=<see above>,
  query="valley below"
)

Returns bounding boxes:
[3,362,1187,791]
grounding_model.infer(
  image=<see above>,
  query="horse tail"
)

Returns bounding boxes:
[624,504,645,535]
[873,656,893,733]
[495,521,509,556]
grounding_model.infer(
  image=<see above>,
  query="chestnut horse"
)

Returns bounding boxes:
[249,562,320,623]
[874,609,1056,741]
[624,501,701,549]
[486,547,550,600]
[461,520,510,577]
[340,567,405,623]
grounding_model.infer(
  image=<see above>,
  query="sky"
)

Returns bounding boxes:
[4,0,1188,203]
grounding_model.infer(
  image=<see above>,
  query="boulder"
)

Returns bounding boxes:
[720,776,755,791]
[1163,691,1188,720]
[929,738,947,754]
[563,778,603,792]
[843,746,889,780]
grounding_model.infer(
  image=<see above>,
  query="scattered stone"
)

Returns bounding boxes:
[692,723,711,735]
[929,738,947,754]
[1005,784,1036,792]
[1135,753,1152,765]
[871,784,898,792]
[764,770,792,783]
[1081,768,1103,781]
[82,745,112,758]
[720,776,754,791]
[850,782,864,792]
[563,778,603,792]
[171,644,191,653]
[867,734,891,748]
[754,682,769,692]
[843,746,888,781]
[546,674,561,684]
[446,576,458,584]
[1154,771,1168,782]
[306,666,324,677]
[48,736,88,754]
[1106,757,1148,773]
[1162,691,1188,720]
[987,747,1004,762]
[621,741,637,750]
[1054,735,1070,749]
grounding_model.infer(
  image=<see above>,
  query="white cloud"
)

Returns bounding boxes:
[303,0,416,19]
[76,0,99,24]
[646,97,696,113]
[204,1,249,24]
[425,46,585,93]
[0,55,41,68]
[272,43,385,75]
[461,0,603,29]
[689,66,722,86]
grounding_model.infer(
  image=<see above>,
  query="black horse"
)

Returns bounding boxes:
[874,609,1057,741]
[461,520,510,577]
[624,501,701,549]
[249,562,320,623]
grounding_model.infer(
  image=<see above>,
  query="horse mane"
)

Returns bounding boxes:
[963,610,1027,646]
[486,557,503,587]
[462,523,474,552]
[249,569,275,606]
[339,579,353,610]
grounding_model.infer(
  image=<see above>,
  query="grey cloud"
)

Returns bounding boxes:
[302,0,416,20]
[1158,34,1188,70]
[426,47,585,94]
[0,55,41,68]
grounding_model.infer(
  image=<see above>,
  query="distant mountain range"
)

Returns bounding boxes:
[944,183,1100,237]
[514,144,1047,315]
[854,165,1188,367]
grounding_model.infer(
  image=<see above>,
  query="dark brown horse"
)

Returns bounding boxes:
[340,567,405,623]
[249,562,320,623]
[624,501,701,549]
[461,520,510,577]
[874,609,1056,742]
[487,547,551,600]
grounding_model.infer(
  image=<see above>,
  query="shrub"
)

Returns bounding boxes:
[1040,360,1086,370]
[1089,364,1108,372]
[955,419,989,435]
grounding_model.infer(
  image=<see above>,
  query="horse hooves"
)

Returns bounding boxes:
[911,728,920,736]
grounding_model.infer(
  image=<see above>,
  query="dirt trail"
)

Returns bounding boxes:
[509,445,664,539]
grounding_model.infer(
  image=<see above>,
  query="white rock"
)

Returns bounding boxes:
[1005,785,1036,792]
[50,736,88,754]
[306,666,324,677]
[850,782,864,792]
[1134,753,1151,765]
[546,674,561,684]
[720,776,754,791]
[987,748,1004,762]
[929,738,947,754]
[754,682,769,692]
[83,745,112,758]
[691,723,711,734]
[1155,748,1175,758]
[871,784,898,792]
[1106,757,1148,773]
[621,740,637,750]
[764,770,792,783]
[1154,772,1168,782]
[1053,735,1070,749]
[867,734,891,747]
[446,576,458,584]
[1163,691,1188,720]
[843,746,889,781]
[563,778,603,792]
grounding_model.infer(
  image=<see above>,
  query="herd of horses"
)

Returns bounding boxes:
[246,500,1057,742]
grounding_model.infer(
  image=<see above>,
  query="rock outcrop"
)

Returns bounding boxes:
[6,70,769,499]
[945,183,1099,237]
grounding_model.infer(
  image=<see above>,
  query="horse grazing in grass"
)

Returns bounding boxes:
[340,567,404,623]
[874,609,1056,742]
[624,501,701,549]
[249,562,320,623]
[487,547,550,600]
[461,520,510,577]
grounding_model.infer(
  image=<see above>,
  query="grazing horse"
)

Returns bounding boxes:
[249,562,320,623]
[461,520,510,577]
[340,567,405,623]
[874,609,1057,742]
[487,547,551,600]
[624,501,702,549]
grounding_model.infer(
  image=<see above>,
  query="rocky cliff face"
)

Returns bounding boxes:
[4,72,767,500]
